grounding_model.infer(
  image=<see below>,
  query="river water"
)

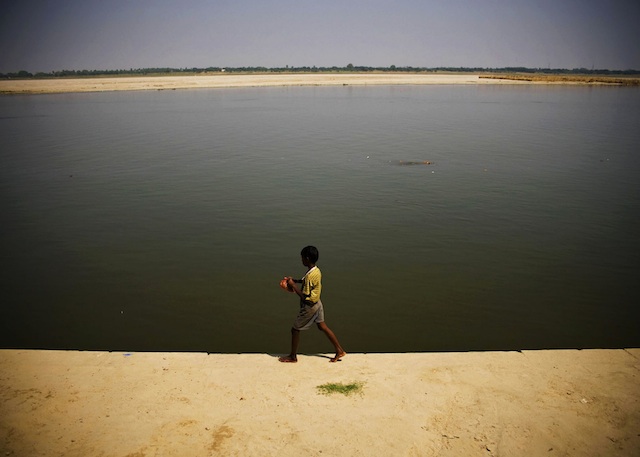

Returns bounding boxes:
[1,85,638,353]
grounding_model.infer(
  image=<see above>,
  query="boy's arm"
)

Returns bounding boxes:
[287,278,305,300]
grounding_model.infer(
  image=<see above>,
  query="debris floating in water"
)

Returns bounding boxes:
[394,160,433,166]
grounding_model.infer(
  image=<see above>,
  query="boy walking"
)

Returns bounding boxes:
[279,246,346,363]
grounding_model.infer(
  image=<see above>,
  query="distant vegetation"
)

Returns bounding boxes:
[481,73,640,85]
[2,65,639,79]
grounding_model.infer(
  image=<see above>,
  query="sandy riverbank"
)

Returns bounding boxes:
[1,349,638,456]
[0,73,544,95]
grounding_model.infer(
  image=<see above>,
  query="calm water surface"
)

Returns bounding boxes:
[1,85,639,353]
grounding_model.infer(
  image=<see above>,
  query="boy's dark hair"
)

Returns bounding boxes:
[301,245,319,263]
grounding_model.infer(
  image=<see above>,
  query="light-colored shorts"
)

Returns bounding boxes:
[293,300,325,330]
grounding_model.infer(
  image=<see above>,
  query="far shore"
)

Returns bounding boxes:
[2,73,637,95]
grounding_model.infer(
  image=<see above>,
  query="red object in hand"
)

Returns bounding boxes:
[280,277,294,292]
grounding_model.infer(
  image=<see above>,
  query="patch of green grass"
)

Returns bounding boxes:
[316,381,364,396]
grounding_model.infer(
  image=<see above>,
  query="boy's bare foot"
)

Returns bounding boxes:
[330,351,347,363]
[278,356,297,363]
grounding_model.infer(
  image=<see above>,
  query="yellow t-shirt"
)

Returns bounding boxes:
[301,266,322,304]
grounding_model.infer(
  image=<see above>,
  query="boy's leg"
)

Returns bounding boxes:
[317,322,346,362]
[279,327,300,363]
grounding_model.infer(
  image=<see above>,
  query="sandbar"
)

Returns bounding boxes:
[1,349,638,456]
[0,73,544,95]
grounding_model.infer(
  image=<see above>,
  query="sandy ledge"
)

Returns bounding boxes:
[0,74,546,95]
[1,349,638,456]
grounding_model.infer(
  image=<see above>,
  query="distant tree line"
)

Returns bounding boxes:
[2,65,639,79]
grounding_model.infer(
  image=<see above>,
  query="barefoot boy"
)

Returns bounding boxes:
[279,246,346,363]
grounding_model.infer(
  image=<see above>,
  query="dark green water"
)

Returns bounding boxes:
[1,85,639,353]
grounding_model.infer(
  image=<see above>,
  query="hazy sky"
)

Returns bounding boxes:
[1,0,639,73]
